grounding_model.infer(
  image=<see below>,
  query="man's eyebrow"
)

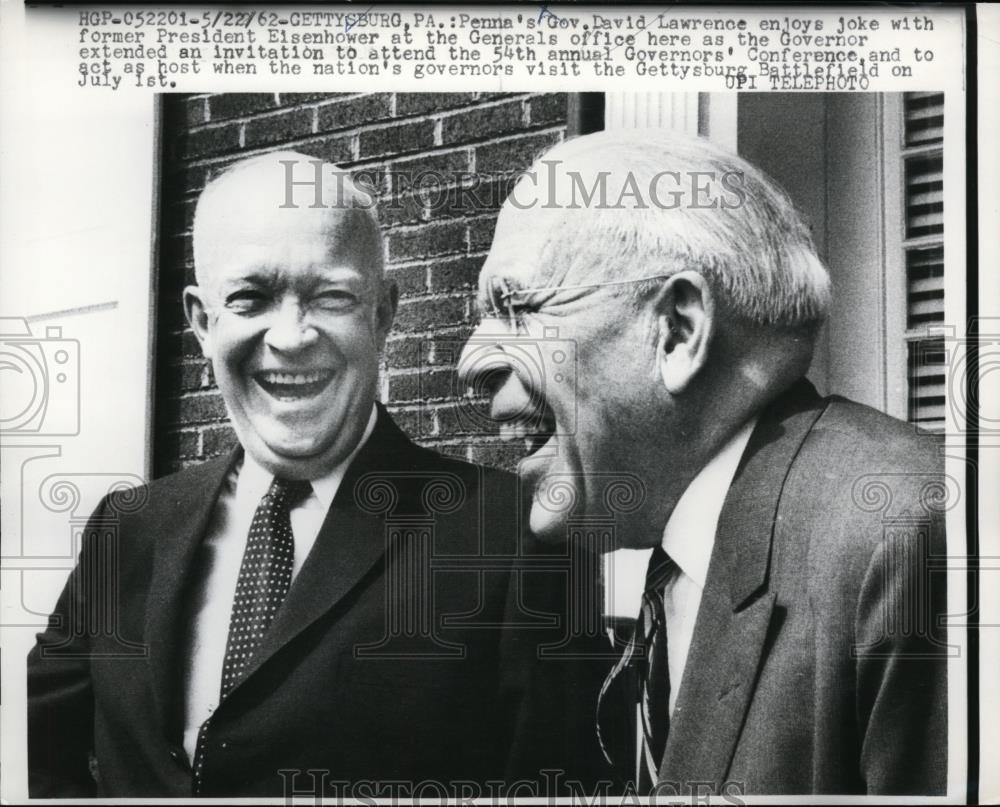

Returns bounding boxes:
[218,270,275,288]
[509,272,673,297]
[313,266,368,284]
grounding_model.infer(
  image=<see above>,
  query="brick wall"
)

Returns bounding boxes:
[154,92,570,478]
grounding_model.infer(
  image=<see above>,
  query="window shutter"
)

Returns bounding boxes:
[906,245,945,328]
[901,92,945,432]
[908,337,947,430]
[904,155,944,239]
[904,92,945,146]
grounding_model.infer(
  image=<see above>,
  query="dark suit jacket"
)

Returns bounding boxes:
[28,407,523,797]
[506,379,949,797]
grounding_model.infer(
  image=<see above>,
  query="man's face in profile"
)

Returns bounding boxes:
[185,170,394,479]
[461,182,659,544]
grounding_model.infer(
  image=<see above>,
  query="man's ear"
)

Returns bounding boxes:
[183,286,214,360]
[652,271,715,395]
[375,280,399,347]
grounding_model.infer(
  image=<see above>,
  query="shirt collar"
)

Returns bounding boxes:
[661,416,758,589]
[237,404,379,510]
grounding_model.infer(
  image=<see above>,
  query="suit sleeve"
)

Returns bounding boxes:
[854,511,948,795]
[26,498,109,797]
[499,537,618,793]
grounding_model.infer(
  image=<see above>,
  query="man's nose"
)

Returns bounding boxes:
[263,298,319,352]
[457,320,517,394]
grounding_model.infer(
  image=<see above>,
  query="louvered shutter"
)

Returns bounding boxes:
[902,92,945,432]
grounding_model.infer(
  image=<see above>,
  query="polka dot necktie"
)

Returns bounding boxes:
[596,546,677,793]
[192,477,311,792]
[219,476,312,700]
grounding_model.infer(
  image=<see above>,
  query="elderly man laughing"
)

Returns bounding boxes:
[464,130,948,797]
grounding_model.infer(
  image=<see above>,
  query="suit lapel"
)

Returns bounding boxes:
[659,379,827,786]
[231,409,421,690]
[145,449,239,736]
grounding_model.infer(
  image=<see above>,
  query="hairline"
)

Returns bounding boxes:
[506,130,831,334]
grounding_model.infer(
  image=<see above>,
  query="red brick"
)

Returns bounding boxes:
[244,108,313,148]
[208,93,276,121]
[358,120,435,160]
[441,101,525,146]
[387,221,467,262]
[317,94,393,133]
[394,296,469,333]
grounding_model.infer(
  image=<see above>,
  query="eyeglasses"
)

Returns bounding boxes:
[480,273,673,332]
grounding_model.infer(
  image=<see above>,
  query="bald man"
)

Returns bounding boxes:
[28,153,522,797]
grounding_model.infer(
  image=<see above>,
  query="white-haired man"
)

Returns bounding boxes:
[464,131,948,796]
[28,152,522,797]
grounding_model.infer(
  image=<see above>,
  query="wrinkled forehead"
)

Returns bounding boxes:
[483,166,585,290]
[482,149,633,292]
[482,199,556,290]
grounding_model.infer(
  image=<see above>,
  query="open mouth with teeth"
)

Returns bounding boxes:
[254,370,334,401]
[497,407,557,456]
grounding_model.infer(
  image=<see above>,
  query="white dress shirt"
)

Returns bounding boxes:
[603,416,757,716]
[181,405,378,761]
[660,416,756,714]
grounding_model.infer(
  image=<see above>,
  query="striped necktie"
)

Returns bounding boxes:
[597,546,677,793]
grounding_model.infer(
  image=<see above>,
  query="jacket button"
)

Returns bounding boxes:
[169,748,182,762]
